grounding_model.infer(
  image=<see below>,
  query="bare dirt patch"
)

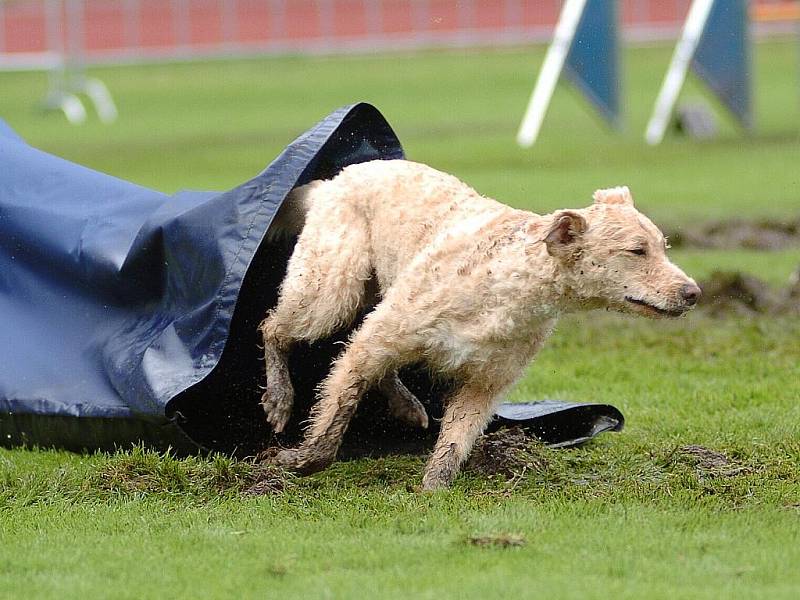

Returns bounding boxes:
[464,426,548,479]
[668,219,800,250]
[466,533,526,548]
[699,271,779,315]
[674,445,748,478]
[698,267,800,316]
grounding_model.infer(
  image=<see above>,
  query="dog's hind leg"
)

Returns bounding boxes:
[274,303,418,473]
[259,328,295,434]
[379,370,429,429]
[259,193,373,433]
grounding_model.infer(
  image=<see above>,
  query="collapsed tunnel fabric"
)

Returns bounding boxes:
[0,103,623,455]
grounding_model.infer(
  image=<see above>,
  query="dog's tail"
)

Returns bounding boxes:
[267,180,322,241]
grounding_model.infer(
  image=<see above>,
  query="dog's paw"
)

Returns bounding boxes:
[272,448,301,469]
[421,457,458,491]
[381,374,429,429]
[391,396,429,429]
[420,473,450,492]
[260,383,294,434]
[272,447,334,475]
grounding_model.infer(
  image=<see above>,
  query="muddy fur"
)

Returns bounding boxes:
[258,160,699,489]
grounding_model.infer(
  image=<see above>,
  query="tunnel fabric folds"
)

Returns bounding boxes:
[0,103,623,455]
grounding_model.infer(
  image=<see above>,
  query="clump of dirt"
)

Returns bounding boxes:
[243,465,291,496]
[676,445,747,477]
[787,267,800,304]
[465,426,547,479]
[466,533,526,548]
[668,218,800,250]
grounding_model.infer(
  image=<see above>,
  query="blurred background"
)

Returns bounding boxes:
[2,1,796,59]
[0,0,798,291]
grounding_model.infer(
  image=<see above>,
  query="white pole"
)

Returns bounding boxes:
[644,0,715,145]
[516,0,588,148]
[85,78,118,123]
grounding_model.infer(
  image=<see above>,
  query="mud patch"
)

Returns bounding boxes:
[674,445,748,478]
[466,533,526,548]
[698,267,800,316]
[465,426,548,479]
[668,218,800,250]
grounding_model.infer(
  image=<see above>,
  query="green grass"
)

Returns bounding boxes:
[1,41,799,599]
[1,41,798,224]
[2,316,800,599]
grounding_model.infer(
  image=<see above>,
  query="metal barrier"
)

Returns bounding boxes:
[1,1,118,123]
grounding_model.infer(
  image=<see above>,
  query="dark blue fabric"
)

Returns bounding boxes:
[0,102,403,428]
[564,0,620,127]
[692,0,752,129]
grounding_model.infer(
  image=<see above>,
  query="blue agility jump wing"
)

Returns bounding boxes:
[0,104,624,456]
[692,0,752,128]
[564,0,621,127]
[517,0,620,146]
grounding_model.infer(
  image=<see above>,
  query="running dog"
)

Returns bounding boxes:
[259,160,700,489]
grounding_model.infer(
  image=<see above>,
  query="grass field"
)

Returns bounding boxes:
[1,40,799,599]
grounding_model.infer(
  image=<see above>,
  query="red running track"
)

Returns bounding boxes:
[1,0,701,57]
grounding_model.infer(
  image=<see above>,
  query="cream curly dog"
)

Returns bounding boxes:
[260,160,700,490]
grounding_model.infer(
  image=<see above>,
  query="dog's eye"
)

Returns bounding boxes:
[627,247,647,256]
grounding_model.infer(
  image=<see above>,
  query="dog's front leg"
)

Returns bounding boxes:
[421,380,499,491]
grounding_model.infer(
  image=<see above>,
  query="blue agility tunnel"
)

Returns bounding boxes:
[0,103,622,456]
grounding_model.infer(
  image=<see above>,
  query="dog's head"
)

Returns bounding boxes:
[542,186,700,318]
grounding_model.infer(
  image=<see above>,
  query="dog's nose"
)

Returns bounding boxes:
[681,283,701,306]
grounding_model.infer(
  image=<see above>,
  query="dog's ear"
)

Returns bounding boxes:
[544,210,587,256]
[593,186,634,206]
